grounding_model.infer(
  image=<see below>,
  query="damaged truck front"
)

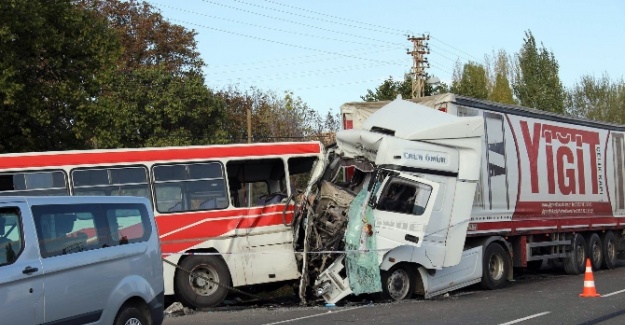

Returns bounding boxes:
[295,97,485,304]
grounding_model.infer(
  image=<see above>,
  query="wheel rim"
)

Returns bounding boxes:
[592,241,601,264]
[189,264,220,296]
[386,268,410,300]
[575,243,585,266]
[124,318,142,325]
[488,254,505,281]
[607,238,616,262]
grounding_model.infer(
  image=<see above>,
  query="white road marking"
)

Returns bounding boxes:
[261,306,366,325]
[601,288,625,297]
[499,311,551,325]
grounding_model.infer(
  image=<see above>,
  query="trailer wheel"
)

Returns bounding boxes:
[563,233,586,275]
[601,231,617,270]
[586,233,603,271]
[381,264,413,301]
[480,243,510,290]
[175,256,231,308]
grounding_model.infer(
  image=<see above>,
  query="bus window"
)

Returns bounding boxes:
[288,156,318,194]
[71,166,150,200]
[153,162,228,213]
[226,158,287,207]
[0,171,68,196]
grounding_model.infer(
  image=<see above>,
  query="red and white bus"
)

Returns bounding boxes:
[0,141,325,308]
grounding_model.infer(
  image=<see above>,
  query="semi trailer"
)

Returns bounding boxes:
[295,93,625,304]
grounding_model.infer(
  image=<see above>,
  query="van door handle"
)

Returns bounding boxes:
[22,266,39,274]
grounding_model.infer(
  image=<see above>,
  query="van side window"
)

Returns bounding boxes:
[153,162,228,213]
[0,209,24,266]
[32,203,151,258]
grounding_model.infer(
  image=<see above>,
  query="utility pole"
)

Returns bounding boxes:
[407,34,430,98]
[246,107,252,143]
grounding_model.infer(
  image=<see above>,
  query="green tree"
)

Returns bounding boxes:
[0,0,120,152]
[79,0,224,148]
[486,49,515,104]
[361,73,448,102]
[566,73,625,124]
[86,66,227,148]
[80,0,203,73]
[513,30,565,113]
[451,61,489,99]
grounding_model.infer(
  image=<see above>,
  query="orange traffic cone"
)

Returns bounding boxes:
[579,258,600,297]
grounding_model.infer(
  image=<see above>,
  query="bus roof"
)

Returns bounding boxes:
[0,141,324,170]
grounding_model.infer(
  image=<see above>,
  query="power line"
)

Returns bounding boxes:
[154,3,400,49]
[199,0,404,46]
[230,0,399,35]
[206,48,403,73]
[430,36,481,62]
[170,18,404,66]
[208,60,406,83]
[261,0,407,35]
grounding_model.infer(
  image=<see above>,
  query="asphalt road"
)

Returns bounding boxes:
[164,262,625,325]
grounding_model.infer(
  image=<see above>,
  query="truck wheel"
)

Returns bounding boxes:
[563,233,586,275]
[175,255,231,308]
[586,233,603,271]
[480,243,510,290]
[381,264,413,301]
[601,231,617,270]
[113,305,148,325]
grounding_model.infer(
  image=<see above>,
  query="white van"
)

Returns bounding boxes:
[0,196,164,325]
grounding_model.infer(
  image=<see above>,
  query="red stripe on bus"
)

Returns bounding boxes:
[0,143,321,169]
[155,205,294,235]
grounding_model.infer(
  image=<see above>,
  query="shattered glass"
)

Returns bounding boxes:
[344,187,382,295]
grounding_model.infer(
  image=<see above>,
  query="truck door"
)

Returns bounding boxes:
[373,173,439,249]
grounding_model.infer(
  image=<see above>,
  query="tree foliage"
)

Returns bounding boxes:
[513,30,565,113]
[361,73,448,102]
[78,0,226,149]
[567,73,625,124]
[451,61,489,99]
[0,0,120,152]
[486,49,515,104]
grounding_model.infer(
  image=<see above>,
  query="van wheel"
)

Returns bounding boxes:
[175,256,231,308]
[381,264,413,301]
[586,233,603,271]
[114,305,148,325]
[480,243,510,290]
[564,233,586,275]
[601,231,617,269]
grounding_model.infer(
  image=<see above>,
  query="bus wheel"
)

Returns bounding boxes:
[586,233,603,271]
[564,233,586,275]
[175,256,231,308]
[480,243,510,290]
[601,231,617,270]
[381,264,413,301]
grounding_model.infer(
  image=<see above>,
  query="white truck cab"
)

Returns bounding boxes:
[310,97,485,303]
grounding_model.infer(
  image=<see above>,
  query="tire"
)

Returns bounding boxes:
[175,255,231,308]
[563,233,586,275]
[114,305,149,325]
[480,243,511,290]
[601,231,617,270]
[381,264,413,301]
[586,233,603,271]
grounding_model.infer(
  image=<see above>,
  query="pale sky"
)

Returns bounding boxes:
[149,0,625,115]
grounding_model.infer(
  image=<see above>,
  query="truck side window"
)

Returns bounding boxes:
[377,178,432,216]
[0,209,24,266]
